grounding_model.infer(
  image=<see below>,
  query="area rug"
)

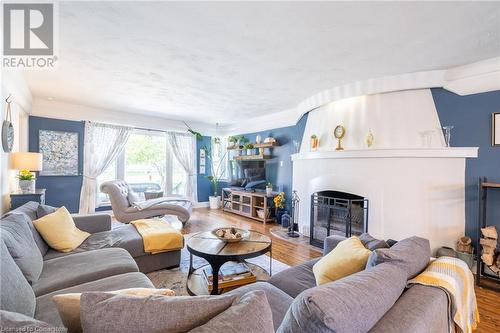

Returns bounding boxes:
[147,234,290,295]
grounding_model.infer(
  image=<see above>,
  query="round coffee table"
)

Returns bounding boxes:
[186,230,272,295]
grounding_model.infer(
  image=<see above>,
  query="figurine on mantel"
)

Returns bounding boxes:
[310,134,319,152]
[365,129,374,148]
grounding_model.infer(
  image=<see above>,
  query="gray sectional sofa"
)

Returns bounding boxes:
[225,234,450,333]
[6,201,181,272]
[1,201,448,332]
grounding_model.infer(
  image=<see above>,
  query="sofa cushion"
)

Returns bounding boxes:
[4,201,49,256]
[33,206,90,253]
[366,236,430,279]
[0,241,36,317]
[190,291,274,333]
[32,248,139,296]
[313,236,372,285]
[369,285,449,333]
[359,233,390,251]
[0,310,58,331]
[54,288,175,333]
[226,281,294,331]
[278,263,407,333]
[35,272,154,327]
[80,292,238,333]
[0,214,43,284]
[36,204,57,218]
[269,258,319,298]
[80,224,146,257]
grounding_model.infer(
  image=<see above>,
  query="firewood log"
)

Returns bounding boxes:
[457,236,473,253]
[481,226,498,240]
[483,246,496,255]
[482,253,495,266]
[480,238,497,248]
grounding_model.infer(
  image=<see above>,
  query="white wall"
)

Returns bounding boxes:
[300,89,445,152]
[0,71,32,214]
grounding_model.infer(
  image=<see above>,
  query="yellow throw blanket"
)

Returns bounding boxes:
[131,219,184,254]
[408,257,480,333]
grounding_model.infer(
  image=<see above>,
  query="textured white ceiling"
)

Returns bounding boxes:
[24,1,500,126]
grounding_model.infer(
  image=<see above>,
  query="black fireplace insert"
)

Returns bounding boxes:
[310,190,368,248]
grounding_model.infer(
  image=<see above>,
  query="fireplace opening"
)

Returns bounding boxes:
[310,190,369,248]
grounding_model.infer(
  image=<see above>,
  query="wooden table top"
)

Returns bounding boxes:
[186,230,271,257]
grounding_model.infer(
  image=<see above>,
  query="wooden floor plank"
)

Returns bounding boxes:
[172,207,500,332]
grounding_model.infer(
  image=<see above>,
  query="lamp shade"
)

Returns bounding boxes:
[11,152,43,171]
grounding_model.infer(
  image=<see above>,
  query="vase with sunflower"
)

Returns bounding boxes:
[273,192,286,225]
[17,169,36,193]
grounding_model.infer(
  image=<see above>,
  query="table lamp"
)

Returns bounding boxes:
[11,152,43,193]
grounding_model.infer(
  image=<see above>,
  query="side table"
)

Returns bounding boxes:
[10,189,46,210]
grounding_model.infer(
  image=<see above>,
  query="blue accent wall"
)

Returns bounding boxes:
[29,116,84,213]
[432,88,500,245]
[236,114,308,207]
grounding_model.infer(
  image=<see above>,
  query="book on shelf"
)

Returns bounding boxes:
[203,262,256,292]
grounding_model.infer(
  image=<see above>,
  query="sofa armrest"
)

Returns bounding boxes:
[323,235,347,255]
[72,214,112,233]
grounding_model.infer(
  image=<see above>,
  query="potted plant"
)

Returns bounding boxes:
[17,169,36,193]
[266,182,273,196]
[238,136,249,155]
[228,136,238,149]
[245,143,255,156]
[273,192,286,225]
[203,145,227,209]
[310,134,319,152]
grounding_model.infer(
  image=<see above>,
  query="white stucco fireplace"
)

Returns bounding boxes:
[292,89,478,252]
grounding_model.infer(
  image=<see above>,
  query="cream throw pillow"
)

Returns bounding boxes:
[313,236,372,285]
[53,288,176,333]
[33,206,90,252]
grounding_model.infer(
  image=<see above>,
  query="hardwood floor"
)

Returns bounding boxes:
[182,207,500,333]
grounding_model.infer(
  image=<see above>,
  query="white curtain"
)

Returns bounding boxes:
[166,132,197,202]
[79,122,132,214]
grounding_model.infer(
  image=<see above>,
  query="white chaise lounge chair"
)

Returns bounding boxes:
[100,180,192,225]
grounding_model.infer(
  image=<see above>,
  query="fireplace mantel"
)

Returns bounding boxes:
[292,147,478,161]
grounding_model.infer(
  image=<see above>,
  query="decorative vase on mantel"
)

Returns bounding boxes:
[19,179,35,193]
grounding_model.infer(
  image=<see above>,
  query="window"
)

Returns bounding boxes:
[125,131,167,192]
[211,136,228,181]
[96,129,191,207]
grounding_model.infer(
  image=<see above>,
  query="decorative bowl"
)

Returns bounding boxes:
[212,227,250,243]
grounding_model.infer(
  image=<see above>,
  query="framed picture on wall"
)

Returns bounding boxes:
[493,112,500,147]
[39,130,79,176]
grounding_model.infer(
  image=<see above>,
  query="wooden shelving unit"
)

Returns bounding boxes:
[222,188,276,224]
[477,177,500,292]
[233,154,271,161]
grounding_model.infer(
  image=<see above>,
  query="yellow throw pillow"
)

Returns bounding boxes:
[33,206,90,252]
[53,288,175,333]
[313,236,372,285]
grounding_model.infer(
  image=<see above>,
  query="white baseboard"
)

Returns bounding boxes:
[193,201,210,208]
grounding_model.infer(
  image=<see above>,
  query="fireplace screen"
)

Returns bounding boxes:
[310,191,368,248]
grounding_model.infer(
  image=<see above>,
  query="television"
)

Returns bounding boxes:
[229,160,266,190]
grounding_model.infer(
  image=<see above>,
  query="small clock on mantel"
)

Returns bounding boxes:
[333,125,346,151]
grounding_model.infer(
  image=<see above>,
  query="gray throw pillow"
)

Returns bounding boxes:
[365,236,430,279]
[36,204,57,218]
[190,291,274,333]
[277,263,407,333]
[81,292,237,332]
[0,241,36,317]
[0,214,43,284]
[0,310,57,331]
[359,233,389,251]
